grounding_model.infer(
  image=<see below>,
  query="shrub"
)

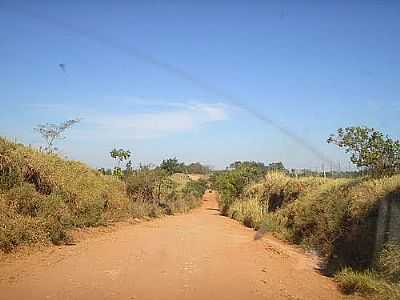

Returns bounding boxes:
[244,172,328,212]
[335,268,400,299]
[377,243,400,281]
[181,179,208,199]
[0,137,206,253]
[228,198,264,229]
[127,200,160,218]
[0,137,130,252]
[0,140,24,190]
[0,197,47,252]
[6,183,45,217]
[126,167,169,203]
[39,193,72,244]
[258,175,400,273]
[213,163,400,298]
[126,167,205,216]
[213,166,264,215]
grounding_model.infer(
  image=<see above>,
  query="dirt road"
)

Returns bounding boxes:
[0,192,357,300]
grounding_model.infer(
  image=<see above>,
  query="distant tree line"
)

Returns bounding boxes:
[159,158,211,175]
[98,155,211,178]
[225,125,400,179]
[34,119,399,179]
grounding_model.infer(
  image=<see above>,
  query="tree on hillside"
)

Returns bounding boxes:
[34,118,80,153]
[327,126,400,176]
[160,157,184,175]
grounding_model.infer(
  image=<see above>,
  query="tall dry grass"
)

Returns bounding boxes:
[0,137,206,253]
[214,170,400,299]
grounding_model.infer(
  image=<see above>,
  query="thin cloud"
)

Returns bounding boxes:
[80,102,229,140]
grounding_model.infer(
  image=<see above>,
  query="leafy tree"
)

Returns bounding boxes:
[229,161,267,176]
[110,148,131,166]
[34,118,80,153]
[110,148,131,178]
[185,162,211,174]
[160,157,184,175]
[266,162,288,173]
[327,126,400,176]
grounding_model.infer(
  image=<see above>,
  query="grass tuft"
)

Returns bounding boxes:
[335,268,400,300]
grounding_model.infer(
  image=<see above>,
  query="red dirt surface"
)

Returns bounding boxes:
[0,192,361,300]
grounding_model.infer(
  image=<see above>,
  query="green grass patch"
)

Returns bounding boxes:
[336,268,400,299]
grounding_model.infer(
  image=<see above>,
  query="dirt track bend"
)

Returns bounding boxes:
[0,192,359,300]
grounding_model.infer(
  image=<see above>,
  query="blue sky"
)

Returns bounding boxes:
[1,1,399,170]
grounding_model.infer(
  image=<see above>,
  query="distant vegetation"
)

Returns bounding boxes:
[99,157,211,177]
[3,122,399,299]
[160,158,211,175]
[0,137,207,253]
[212,127,400,299]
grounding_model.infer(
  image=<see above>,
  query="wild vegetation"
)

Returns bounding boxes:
[212,127,400,299]
[0,137,207,253]
[2,122,399,298]
[328,126,400,176]
[214,171,400,299]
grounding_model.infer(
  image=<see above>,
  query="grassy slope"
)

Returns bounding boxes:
[217,171,400,299]
[0,138,206,253]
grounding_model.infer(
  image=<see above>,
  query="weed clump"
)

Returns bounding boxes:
[377,243,400,281]
[335,268,400,300]
[228,198,264,229]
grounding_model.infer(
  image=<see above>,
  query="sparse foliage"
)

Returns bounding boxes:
[110,148,131,166]
[34,118,80,153]
[110,148,131,177]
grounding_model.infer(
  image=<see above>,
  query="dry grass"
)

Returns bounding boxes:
[254,174,400,272]
[228,198,264,229]
[244,172,329,212]
[0,137,205,253]
[377,243,400,281]
[0,138,130,252]
[215,169,400,298]
[170,173,191,187]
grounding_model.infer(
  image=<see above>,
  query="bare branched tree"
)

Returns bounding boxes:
[34,118,80,153]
